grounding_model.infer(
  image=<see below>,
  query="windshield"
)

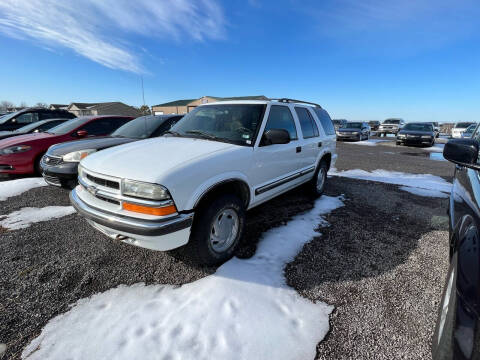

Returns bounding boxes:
[332,120,344,125]
[111,115,172,139]
[341,122,362,129]
[0,110,22,124]
[403,123,433,131]
[169,104,266,146]
[383,119,401,124]
[47,118,87,135]
[456,122,475,128]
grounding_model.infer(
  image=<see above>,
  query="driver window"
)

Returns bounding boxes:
[15,112,38,124]
[264,105,297,141]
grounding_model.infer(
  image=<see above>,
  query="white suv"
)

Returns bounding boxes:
[70,98,337,264]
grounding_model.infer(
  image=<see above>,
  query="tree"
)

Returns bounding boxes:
[35,102,48,108]
[0,101,14,112]
[139,105,151,115]
[19,101,28,108]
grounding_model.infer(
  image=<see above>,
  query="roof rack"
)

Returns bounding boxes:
[271,98,322,108]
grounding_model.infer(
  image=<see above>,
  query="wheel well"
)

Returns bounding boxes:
[194,180,250,210]
[320,153,332,170]
[33,152,45,173]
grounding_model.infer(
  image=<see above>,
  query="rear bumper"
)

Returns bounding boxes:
[70,188,193,251]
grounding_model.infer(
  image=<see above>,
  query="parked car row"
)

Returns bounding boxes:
[42,114,183,188]
[0,107,75,131]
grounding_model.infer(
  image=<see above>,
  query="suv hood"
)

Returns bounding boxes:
[81,136,240,183]
[48,136,135,156]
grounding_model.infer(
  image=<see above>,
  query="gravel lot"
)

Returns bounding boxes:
[0,137,454,359]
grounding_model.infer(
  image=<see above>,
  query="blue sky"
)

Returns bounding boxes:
[0,0,479,122]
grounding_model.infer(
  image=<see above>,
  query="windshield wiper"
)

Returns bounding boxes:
[185,130,218,140]
[164,130,182,137]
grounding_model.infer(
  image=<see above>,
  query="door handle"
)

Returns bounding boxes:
[296,146,302,153]
[318,142,322,147]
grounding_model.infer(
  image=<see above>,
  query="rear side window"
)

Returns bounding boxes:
[295,107,319,138]
[80,118,131,136]
[264,105,297,140]
[16,112,39,124]
[314,108,335,135]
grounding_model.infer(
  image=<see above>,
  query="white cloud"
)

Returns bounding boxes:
[0,0,225,73]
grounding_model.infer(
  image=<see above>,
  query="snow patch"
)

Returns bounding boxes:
[330,168,451,196]
[422,143,444,152]
[0,178,47,201]
[399,186,449,198]
[22,196,344,360]
[343,139,389,146]
[0,206,75,230]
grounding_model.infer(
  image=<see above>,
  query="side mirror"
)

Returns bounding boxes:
[262,129,290,146]
[75,130,88,137]
[443,139,480,169]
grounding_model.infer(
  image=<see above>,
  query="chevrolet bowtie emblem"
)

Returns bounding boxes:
[86,185,97,196]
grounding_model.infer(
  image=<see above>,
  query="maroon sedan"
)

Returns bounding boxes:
[0,115,134,175]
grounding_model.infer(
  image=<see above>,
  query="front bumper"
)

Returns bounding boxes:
[397,136,433,145]
[0,154,34,174]
[336,133,361,140]
[70,188,193,251]
[41,156,78,186]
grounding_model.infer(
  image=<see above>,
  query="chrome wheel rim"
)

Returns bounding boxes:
[316,168,326,192]
[210,208,239,253]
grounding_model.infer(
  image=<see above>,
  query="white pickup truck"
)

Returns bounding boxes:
[70,98,337,264]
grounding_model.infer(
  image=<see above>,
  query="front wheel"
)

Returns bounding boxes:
[308,160,328,198]
[187,194,245,265]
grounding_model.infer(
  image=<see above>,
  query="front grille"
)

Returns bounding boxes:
[95,194,120,205]
[43,155,63,166]
[86,173,120,190]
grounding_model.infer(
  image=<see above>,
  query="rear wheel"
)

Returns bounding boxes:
[187,194,245,265]
[308,160,328,198]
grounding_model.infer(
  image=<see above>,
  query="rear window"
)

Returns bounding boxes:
[314,108,335,135]
[383,119,401,124]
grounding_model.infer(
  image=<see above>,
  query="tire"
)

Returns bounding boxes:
[396,141,401,146]
[432,254,457,360]
[308,160,328,198]
[187,194,245,266]
[34,154,44,175]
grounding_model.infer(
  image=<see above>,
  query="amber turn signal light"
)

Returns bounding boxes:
[122,202,177,216]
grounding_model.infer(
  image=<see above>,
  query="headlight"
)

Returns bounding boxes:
[397,134,405,138]
[123,179,171,200]
[421,135,432,139]
[63,149,97,162]
[352,132,359,135]
[0,144,32,155]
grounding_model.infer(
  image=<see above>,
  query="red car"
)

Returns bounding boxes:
[0,115,134,175]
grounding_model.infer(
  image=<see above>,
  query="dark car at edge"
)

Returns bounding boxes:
[42,114,183,188]
[0,107,75,131]
[396,122,436,147]
[433,133,480,359]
